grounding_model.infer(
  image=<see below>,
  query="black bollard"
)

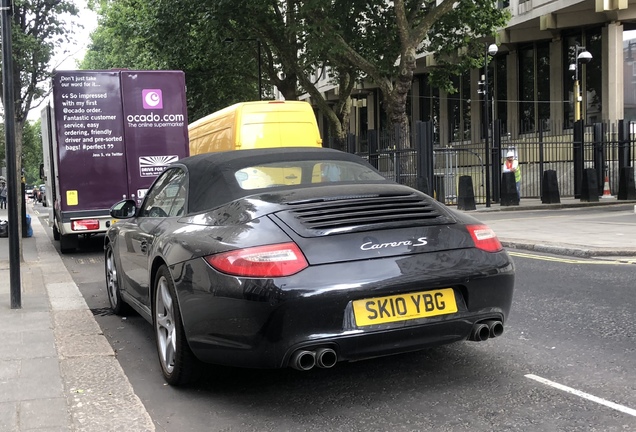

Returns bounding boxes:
[433,174,445,204]
[580,168,599,202]
[617,167,636,200]
[541,170,561,204]
[500,172,519,206]
[457,176,476,211]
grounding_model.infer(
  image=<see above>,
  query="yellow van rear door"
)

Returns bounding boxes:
[239,109,319,149]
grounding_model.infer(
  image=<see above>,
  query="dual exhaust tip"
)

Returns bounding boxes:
[469,319,504,342]
[290,347,337,371]
[290,320,503,369]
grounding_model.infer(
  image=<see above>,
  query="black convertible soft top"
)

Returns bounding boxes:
[171,147,384,214]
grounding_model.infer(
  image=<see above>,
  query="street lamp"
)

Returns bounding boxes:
[481,43,498,208]
[224,38,262,100]
[569,45,592,122]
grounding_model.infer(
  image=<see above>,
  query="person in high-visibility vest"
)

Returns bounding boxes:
[503,151,521,199]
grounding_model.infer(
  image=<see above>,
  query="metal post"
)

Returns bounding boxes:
[574,79,581,122]
[484,73,490,205]
[492,119,502,203]
[573,120,584,198]
[257,40,262,100]
[483,44,495,207]
[572,45,592,122]
[2,0,22,309]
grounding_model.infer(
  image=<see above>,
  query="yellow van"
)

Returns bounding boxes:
[188,100,323,155]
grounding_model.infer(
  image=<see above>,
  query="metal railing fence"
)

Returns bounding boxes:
[330,119,636,205]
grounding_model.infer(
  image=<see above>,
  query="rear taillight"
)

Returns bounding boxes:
[205,242,308,277]
[466,224,503,252]
[71,219,100,231]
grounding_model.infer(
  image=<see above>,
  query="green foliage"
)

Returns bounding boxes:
[426,0,511,93]
[302,0,510,128]
[82,0,259,121]
[4,0,80,124]
[22,120,43,185]
[81,0,509,132]
[0,0,78,213]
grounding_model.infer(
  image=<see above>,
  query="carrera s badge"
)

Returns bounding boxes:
[360,237,428,251]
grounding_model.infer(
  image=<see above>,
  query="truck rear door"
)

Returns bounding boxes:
[120,71,190,207]
[52,71,130,212]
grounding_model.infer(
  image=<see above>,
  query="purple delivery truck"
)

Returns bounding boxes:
[40,70,189,253]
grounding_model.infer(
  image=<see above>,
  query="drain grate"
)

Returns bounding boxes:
[90,307,114,316]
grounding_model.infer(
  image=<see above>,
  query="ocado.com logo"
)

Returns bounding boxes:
[126,112,185,123]
[142,89,163,109]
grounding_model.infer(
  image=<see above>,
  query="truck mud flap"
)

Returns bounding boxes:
[60,234,78,254]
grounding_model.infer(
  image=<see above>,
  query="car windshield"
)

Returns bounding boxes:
[233,160,385,191]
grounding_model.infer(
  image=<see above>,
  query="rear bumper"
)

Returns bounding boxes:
[173,248,514,368]
[58,210,115,236]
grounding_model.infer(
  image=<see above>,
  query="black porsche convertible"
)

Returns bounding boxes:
[105,147,514,385]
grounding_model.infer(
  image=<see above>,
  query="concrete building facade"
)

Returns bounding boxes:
[309,0,636,148]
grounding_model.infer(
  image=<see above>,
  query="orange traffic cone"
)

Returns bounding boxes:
[601,175,613,199]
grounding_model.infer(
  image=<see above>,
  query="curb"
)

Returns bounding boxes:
[30,209,155,431]
[501,240,636,258]
[471,200,636,213]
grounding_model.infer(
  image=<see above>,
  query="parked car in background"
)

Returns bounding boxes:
[105,147,515,386]
[38,184,46,206]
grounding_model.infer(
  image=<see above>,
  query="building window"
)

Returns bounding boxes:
[519,42,550,133]
[563,28,602,127]
[448,71,471,142]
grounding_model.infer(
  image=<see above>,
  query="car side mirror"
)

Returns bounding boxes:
[110,199,137,219]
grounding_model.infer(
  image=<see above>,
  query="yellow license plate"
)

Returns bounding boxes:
[352,288,458,327]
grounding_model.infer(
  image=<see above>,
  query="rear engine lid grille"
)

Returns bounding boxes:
[274,193,455,237]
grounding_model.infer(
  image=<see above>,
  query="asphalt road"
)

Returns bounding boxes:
[37,213,636,432]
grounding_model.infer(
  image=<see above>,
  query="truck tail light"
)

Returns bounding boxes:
[72,219,100,231]
[466,224,503,252]
[205,242,308,277]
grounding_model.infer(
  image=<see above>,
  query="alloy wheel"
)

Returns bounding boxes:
[155,275,176,374]
[105,248,118,308]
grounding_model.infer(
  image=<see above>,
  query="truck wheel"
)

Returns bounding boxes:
[60,234,78,254]
[105,244,129,315]
[52,224,60,241]
[153,265,199,386]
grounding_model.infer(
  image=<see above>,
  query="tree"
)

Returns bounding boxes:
[82,0,261,121]
[211,0,361,145]
[1,0,79,150]
[303,0,509,141]
[22,120,42,185]
[83,0,362,145]
[0,0,78,245]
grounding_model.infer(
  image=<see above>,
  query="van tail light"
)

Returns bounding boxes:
[466,225,503,252]
[71,219,100,231]
[205,242,308,277]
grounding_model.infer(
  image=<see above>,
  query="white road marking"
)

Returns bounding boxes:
[525,374,636,417]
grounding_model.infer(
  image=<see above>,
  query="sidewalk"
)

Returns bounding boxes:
[0,197,634,431]
[0,204,154,431]
[463,196,636,259]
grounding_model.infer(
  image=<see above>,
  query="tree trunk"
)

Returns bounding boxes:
[384,46,417,148]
